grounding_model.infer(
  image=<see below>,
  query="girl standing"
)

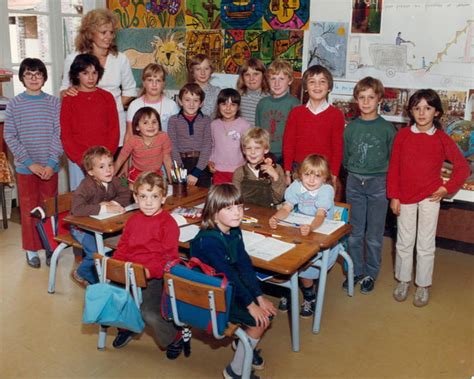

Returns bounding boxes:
[208,89,251,184]
[188,54,220,118]
[388,89,469,307]
[115,107,173,186]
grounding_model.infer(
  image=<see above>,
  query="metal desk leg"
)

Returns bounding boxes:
[0,183,7,229]
[94,232,105,255]
[312,249,329,334]
[289,273,300,352]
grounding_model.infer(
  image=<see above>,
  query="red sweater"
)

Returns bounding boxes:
[113,210,179,279]
[387,127,470,204]
[60,88,119,165]
[282,105,345,176]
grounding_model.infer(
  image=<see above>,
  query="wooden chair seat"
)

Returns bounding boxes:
[54,233,83,249]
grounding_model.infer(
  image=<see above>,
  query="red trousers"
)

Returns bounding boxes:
[17,173,58,251]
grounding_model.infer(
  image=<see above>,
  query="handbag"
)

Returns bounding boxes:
[162,257,233,335]
[82,257,145,333]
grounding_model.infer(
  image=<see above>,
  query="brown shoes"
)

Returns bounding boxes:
[70,269,89,289]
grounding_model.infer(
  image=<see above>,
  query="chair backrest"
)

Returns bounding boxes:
[334,202,351,223]
[43,192,73,217]
[93,253,147,288]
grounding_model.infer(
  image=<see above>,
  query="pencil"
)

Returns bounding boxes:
[275,218,300,227]
[253,230,282,238]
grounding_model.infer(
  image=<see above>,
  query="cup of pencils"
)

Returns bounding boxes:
[171,161,188,198]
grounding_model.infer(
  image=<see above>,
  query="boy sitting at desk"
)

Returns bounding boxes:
[112,171,187,359]
[70,146,131,286]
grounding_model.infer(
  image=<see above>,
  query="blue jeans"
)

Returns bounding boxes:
[345,173,388,279]
[70,227,99,284]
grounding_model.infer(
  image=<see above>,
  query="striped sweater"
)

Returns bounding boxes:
[4,91,63,174]
[240,89,269,127]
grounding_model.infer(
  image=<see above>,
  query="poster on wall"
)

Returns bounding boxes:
[186,30,224,72]
[307,22,349,78]
[262,0,310,30]
[221,0,263,30]
[351,0,382,34]
[185,0,221,29]
[380,87,410,123]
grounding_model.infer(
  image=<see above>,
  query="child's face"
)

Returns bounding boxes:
[301,170,326,192]
[215,204,244,233]
[88,155,114,183]
[143,74,165,97]
[243,140,269,166]
[243,67,264,92]
[411,98,439,131]
[306,73,330,103]
[218,98,239,122]
[92,22,114,51]
[192,59,212,86]
[356,88,380,120]
[78,65,99,92]
[22,70,45,93]
[134,184,164,217]
[179,91,203,116]
[269,72,292,98]
[137,114,160,138]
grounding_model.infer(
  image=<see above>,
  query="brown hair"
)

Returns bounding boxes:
[266,59,293,80]
[187,54,214,83]
[353,76,384,99]
[215,88,241,120]
[297,154,332,185]
[302,65,333,93]
[82,145,113,172]
[131,107,162,136]
[236,57,269,95]
[133,171,167,197]
[201,184,243,230]
[241,127,270,150]
[178,82,205,103]
[139,63,166,97]
[75,9,118,55]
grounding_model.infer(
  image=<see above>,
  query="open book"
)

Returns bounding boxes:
[278,212,345,235]
[242,230,295,261]
[171,214,201,243]
[89,203,139,220]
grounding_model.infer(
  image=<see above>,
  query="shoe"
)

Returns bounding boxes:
[25,252,40,268]
[278,296,289,312]
[112,330,134,349]
[299,298,316,318]
[393,281,410,302]
[230,340,265,370]
[342,274,364,290]
[182,328,192,357]
[223,364,260,379]
[166,337,184,360]
[413,286,429,307]
[70,269,89,289]
[360,276,375,294]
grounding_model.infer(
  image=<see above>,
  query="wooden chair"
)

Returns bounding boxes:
[92,253,147,350]
[163,272,253,379]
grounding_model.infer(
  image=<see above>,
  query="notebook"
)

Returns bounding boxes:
[89,203,139,220]
[278,212,345,235]
[242,230,295,261]
[171,214,200,242]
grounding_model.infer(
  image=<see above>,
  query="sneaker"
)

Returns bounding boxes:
[182,328,192,357]
[112,330,134,349]
[393,281,410,302]
[360,276,375,294]
[70,269,89,289]
[25,252,40,269]
[230,340,265,370]
[299,298,316,318]
[342,274,364,290]
[166,337,184,360]
[413,286,430,307]
[223,364,260,379]
[278,296,289,312]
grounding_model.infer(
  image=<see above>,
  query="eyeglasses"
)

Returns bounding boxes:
[23,72,44,79]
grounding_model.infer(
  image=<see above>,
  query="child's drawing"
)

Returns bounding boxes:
[262,0,310,30]
[185,0,221,29]
[221,0,263,30]
[186,30,224,72]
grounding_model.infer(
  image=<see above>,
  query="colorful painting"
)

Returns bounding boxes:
[116,28,187,90]
[185,0,221,29]
[351,0,382,34]
[438,90,467,128]
[262,0,310,30]
[380,87,410,123]
[186,30,224,72]
[329,94,359,124]
[221,0,263,30]
[307,22,348,79]
[107,0,185,29]
[223,29,303,74]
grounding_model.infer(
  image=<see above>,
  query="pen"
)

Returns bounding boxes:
[253,230,282,238]
[275,218,300,227]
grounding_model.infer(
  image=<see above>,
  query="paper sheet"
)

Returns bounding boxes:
[242,230,295,261]
[89,203,139,220]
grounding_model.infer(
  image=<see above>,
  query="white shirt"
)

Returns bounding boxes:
[306,100,329,115]
[126,95,179,132]
[410,124,436,135]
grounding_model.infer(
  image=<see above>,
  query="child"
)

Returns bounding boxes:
[208,88,250,184]
[115,107,173,186]
[387,89,470,307]
[112,172,186,359]
[190,183,277,377]
[232,128,286,208]
[70,146,131,285]
[282,65,344,188]
[167,83,212,188]
[125,63,179,140]
[188,54,220,118]
[4,58,62,268]
[236,58,270,127]
[61,53,119,190]
[269,154,340,317]
[343,77,397,294]
[255,59,300,163]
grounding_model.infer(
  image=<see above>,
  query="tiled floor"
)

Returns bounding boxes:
[1,219,473,378]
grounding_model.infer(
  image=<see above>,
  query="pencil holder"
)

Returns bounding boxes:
[172,182,188,198]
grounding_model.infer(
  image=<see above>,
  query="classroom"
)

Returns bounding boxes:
[0,0,473,378]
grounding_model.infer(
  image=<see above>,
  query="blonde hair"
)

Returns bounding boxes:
[139,63,167,97]
[75,9,118,55]
[266,59,293,80]
[236,57,269,95]
[82,146,113,172]
[297,154,332,185]
[187,54,213,83]
[241,127,270,150]
[353,76,384,99]
[133,171,167,197]
[201,184,243,230]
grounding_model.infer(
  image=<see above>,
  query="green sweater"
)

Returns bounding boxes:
[343,116,396,175]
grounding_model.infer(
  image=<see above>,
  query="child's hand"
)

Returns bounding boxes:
[61,86,79,97]
[104,202,125,214]
[300,224,311,236]
[429,186,448,202]
[41,166,54,180]
[187,174,198,186]
[269,215,279,229]
[390,199,401,216]
[28,163,45,177]
[257,296,277,317]
[144,268,150,279]
[247,302,270,328]
[260,163,278,181]
[208,161,216,173]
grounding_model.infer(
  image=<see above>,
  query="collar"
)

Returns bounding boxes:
[410,124,436,135]
[178,109,203,119]
[299,181,320,197]
[22,91,47,100]
[306,100,329,115]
